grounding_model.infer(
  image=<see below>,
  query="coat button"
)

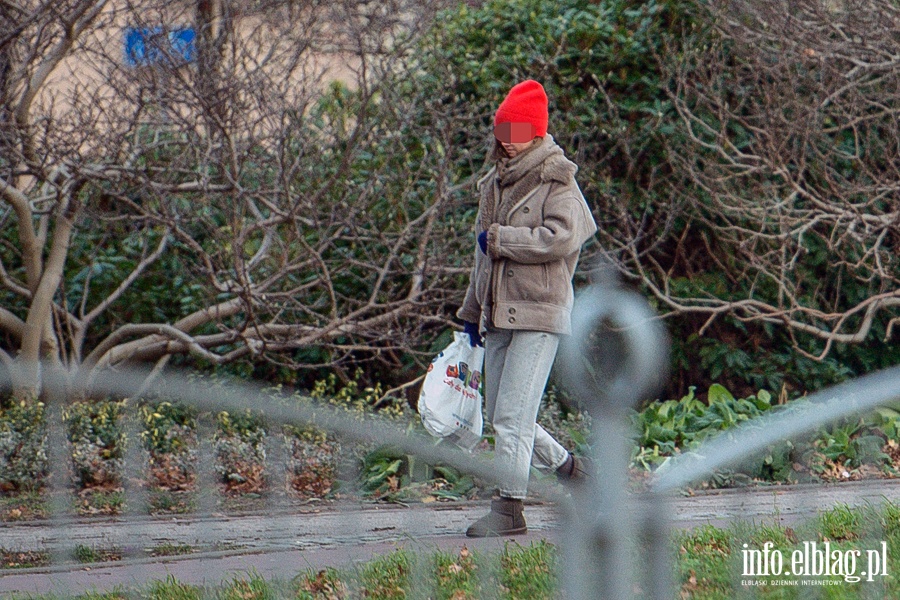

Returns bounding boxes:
[523,207,530,213]
[509,317,516,324]
[509,307,516,315]
[508,270,514,277]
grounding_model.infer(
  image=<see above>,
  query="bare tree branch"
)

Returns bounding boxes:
[623,0,900,364]
[81,230,169,324]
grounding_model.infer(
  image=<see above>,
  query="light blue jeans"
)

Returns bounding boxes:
[484,328,570,499]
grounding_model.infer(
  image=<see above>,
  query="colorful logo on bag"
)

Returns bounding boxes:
[426,351,444,373]
[446,361,482,390]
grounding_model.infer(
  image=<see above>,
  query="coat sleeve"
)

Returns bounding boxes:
[486,183,597,264]
[456,211,486,324]
[456,258,482,323]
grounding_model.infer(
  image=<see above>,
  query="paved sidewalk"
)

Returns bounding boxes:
[0,502,559,597]
[4,479,900,596]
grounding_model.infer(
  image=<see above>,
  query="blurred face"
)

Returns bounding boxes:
[499,139,535,158]
[494,122,536,158]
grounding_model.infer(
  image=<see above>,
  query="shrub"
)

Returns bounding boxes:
[0,397,48,492]
[215,409,267,494]
[64,400,126,489]
[140,401,198,492]
[283,424,340,499]
[400,0,899,399]
[310,371,414,420]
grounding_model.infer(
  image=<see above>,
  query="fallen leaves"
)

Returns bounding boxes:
[148,452,197,492]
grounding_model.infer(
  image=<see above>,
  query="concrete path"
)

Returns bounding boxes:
[3,479,900,596]
[0,502,560,597]
[666,478,900,528]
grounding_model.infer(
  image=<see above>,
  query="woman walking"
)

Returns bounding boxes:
[457,79,598,537]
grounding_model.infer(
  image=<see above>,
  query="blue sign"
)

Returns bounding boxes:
[124,26,196,67]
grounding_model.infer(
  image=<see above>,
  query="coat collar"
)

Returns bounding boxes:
[479,134,579,230]
[494,134,578,188]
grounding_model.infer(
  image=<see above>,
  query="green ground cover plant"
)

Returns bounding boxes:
[147,543,195,557]
[282,423,340,500]
[141,402,198,486]
[72,544,123,564]
[432,546,478,599]
[631,384,900,487]
[146,576,201,600]
[65,400,126,490]
[0,397,47,493]
[215,409,267,496]
[141,401,199,514]
[6,375,900,524]
[64,400,127,515]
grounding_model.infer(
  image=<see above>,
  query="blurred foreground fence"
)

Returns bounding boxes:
[1,280,900,598]
[558,283,900,599]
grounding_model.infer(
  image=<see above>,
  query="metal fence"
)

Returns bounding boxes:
[558,281,900,599]
[1,280,900,598]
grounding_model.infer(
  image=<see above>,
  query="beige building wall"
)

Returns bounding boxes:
[36,0,364,150]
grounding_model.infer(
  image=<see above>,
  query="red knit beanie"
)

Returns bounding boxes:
[493,80,549,138]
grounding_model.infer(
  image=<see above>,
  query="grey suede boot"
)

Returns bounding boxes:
[465,497,527,538]
[555,452,591,483]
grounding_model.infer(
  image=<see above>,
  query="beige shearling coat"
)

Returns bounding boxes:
[457,135,597,335]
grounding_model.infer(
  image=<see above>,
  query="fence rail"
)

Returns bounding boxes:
[2,281,900,599]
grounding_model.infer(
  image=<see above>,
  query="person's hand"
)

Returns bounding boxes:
[477,231,488,254]
[463,321,483,347]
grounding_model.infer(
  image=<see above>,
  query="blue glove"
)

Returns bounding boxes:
[477,231,488,254]
[463,321,483,347]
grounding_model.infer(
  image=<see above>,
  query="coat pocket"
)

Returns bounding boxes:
[503,262,548,303]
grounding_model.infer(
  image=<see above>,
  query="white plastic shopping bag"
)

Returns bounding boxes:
[418,332,484,451]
